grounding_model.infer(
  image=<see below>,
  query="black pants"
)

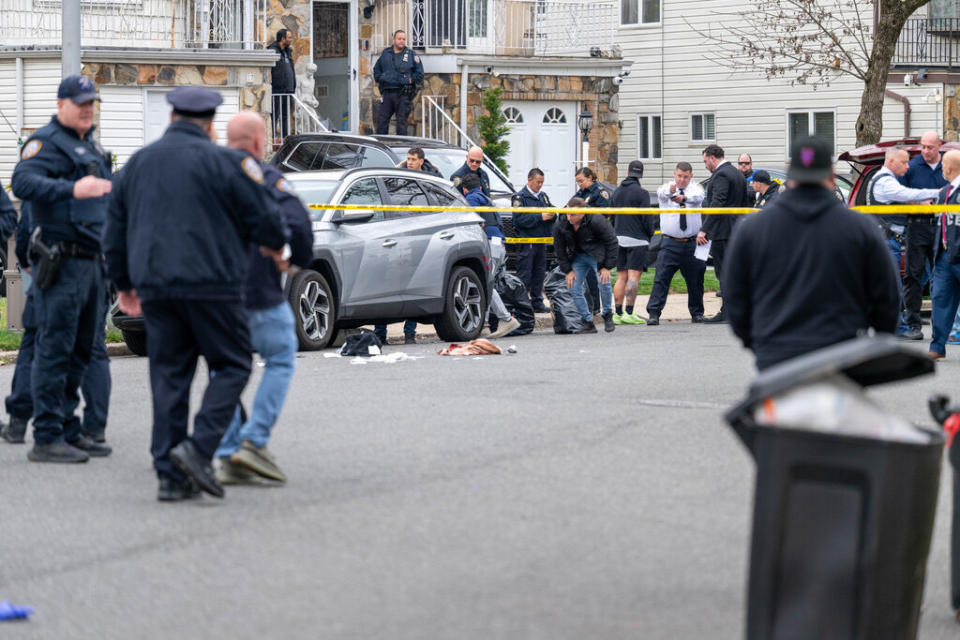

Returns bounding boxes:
[142,298,251,482]
[376,90,412,135]
[904,221,936,329]
[272,94,291,140]
[646,237,705,317]
[711,238,728,310]
[516,244,547,308]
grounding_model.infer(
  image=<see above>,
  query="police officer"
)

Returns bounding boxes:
[724,136,899,370]
[373,29,424,135]
[450,146,491,196]
[573,167,610,314]
[11,74,112,463]
[104,88,287,501]
[511,168,553,312]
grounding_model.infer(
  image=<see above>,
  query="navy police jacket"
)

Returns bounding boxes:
[574,182,611,208]
[902,153,947,223]
[12,116,112,251]
[244,163,314,310]
[103,121,287,302]
[511,187,553,238]
[451,163,491,196]
[15,200,31,270]
[373,47,424,91]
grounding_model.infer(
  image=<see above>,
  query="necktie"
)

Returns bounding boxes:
[678,189,687,232]
[944,185,953,249]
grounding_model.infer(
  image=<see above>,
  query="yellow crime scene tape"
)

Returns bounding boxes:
[308,203,960,215]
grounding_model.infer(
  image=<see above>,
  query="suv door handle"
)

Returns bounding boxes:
[382,239,397,247]
[439,232,455,240]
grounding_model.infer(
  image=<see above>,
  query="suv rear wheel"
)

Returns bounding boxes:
[434,266,486,342]
[290,269,338,350]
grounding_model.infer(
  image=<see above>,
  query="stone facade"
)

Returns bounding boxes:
[946,84,960,141]
[266,0,314,90]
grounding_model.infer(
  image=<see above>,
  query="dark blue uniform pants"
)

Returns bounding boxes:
[31,258,104,445]
[516,244,547,308]
[142,298,251,481]
[711,239,728,311]
[646,237,705,318]
[6,288,110,437]
[376,90,412,135]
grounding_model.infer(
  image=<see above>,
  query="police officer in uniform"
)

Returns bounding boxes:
[511,168,553,312]
[11,75,113,463]
[104,88,287,501]
[373,29,424,135]
[450,146,491,196]
[573,167,610,313]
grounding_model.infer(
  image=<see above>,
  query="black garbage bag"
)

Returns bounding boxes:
[496,271,535,336]
[339,330,383,356]
[543,267,589,334]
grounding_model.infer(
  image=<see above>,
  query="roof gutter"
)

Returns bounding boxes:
[884,89,912,138]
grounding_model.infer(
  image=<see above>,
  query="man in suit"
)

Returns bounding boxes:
[928,150,960,360]
[699,144,748,324]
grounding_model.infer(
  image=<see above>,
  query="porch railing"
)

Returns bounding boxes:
[0,0,268,49]
[421,94,481,148]
[271,93,330,152]
[893,17,960,69]
[374,0,615,56]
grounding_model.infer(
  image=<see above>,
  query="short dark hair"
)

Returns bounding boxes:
[566,197,587,208]
[460,172,481,191]
[702,144,724,159]
[393,29,406,38]
[407,146,425,160]
[276,29,290,42]
[675,162,693,173]
[575,167,596,180]
[528,167,544,179]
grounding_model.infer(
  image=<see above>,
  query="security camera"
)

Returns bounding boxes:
[621,70,630,77]
[612,76,624,86]
[485,66,493,74]
[904,74,913,87]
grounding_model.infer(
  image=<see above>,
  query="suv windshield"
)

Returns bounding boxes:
[287,179,339,219]
[389,146,514,194]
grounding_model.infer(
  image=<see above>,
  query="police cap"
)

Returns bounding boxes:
[57,75,99,104]
[166,86,223,118]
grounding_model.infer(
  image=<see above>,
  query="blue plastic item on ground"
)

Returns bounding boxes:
[0,600,34,620]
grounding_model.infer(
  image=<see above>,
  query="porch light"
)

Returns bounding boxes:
[578,108,593,142]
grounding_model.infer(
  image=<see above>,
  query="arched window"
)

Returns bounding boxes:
[543,107,567,124]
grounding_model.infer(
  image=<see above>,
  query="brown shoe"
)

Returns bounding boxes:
[929,351,946,361]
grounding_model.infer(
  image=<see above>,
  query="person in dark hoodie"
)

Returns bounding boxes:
[724,135,899,370]
[214,111,313,485]
[610,160,654,325]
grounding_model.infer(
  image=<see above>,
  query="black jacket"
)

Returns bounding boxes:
[702,161,748,241]
[611,177,654,241]
[268,42,296,94]
[511,186,553,238]
[104,121,287,301]
[373,47,424,91]
[724,184,899,370]
[757,183,781,208]
[553,213,618,273]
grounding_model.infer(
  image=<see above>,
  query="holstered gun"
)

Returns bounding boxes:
[29,228,62,291]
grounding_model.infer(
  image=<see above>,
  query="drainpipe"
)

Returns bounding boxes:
[15,57,23,144]
[884,89,912,138]
[460,61,469,144]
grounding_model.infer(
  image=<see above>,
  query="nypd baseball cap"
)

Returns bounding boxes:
[57,74,99,104]
[787,135,833,182]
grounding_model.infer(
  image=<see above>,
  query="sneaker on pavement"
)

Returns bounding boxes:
[897,327,924,341]
[404,335,417,345]
[488,316,521,339]
[28,440,89,463]
[170,439,224,498]
[602,312,615,332]
[231,440,288,483]
[612,313,624,325]
[948,332,960,345]
[1,415,28,444]
[647,314,660,326]
[68,434,112,457]
[216,458,271,486]
[621,313,645,325]
[575,322,598,334]
[157,477,202,502]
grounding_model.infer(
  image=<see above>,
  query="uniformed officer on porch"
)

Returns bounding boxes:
[373,29,424,135]
[11,74,113,464]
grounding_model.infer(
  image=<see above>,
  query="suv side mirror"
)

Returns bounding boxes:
[331,209,375,223]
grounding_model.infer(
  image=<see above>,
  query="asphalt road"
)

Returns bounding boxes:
[1,323,959,639]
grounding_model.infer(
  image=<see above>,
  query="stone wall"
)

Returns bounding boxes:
[946,84,960,141]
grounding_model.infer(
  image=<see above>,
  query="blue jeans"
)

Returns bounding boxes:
[216,302,297,457]
[952,308,960,335]
[570,253,612,322]
[930,253,960,355]
[888,237,909,334]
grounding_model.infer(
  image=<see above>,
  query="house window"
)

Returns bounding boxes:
[543,107,567,124]
[637,114,662,159]
[621,0,660,26]
[690,113,715,143]
[787,110,835,157]
[503,107,523,124]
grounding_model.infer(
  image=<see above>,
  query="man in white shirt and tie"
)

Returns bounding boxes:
[646,161,707,325]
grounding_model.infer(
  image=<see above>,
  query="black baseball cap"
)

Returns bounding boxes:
[166,86,223,118]
[753,170,772,185]
[627,160,644,178]
[787,135,833,182]
[57,74,98,104]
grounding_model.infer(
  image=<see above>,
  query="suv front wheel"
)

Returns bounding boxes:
[433,266,487,342]
[289,269,338,350]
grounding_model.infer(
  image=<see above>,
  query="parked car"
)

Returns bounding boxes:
[110,167,493,354]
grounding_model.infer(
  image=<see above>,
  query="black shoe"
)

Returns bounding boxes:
[576,323,598,334]
[67,434,112,457]
[404,335,416,345]
[27,440,89,463]
[170,440,224,498]
[157,477,202,502]
[602,312,615,332]
[703,312,728,324]
[898,327,924,341]
[691,314,705,323]
[1,415,28,444]
[647,314,660,326]
[532,304,549,314]
[82,429,106,444]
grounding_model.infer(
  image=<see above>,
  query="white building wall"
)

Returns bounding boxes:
[0,59,61,188]
[615,0,944,187]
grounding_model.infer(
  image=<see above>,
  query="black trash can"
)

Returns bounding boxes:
[725,336,942,640]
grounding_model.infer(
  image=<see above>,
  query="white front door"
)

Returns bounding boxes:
[143,88,240,146]
[502,100,577,204]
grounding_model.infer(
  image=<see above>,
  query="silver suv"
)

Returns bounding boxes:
[285,168,493,349]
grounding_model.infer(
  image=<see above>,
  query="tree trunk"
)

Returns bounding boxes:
[855,0,930,146]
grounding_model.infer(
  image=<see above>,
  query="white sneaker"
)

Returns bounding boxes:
[488,317,521,339]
